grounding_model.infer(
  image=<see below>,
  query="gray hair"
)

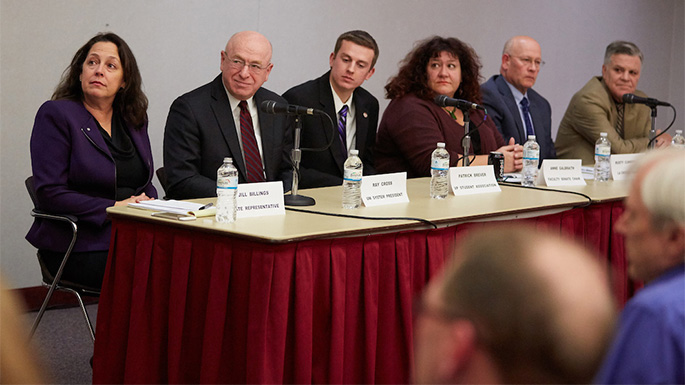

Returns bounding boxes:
[634,149,685,229]
[604,41,643,66]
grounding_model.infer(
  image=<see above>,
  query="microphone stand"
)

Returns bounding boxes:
[460,107,472,166]
[648,105,657,149]
[285,115,315,206]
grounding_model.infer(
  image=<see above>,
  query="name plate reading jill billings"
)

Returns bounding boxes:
[361,172,409,207]
[236,182,285,218]
[536,159,586,186]
[611,153,642,181]
[449,166,501,196]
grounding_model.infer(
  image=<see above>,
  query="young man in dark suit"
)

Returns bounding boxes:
[163,31,292,199]
[283,30,379,188]
[481,36,556,161]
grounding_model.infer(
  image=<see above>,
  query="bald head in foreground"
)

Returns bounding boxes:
[596,149,685,384]
[413,226,616,384]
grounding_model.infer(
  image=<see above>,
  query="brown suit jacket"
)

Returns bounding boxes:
[555,76,651,164]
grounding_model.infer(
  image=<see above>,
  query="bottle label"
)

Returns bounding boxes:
[344,169,362,181]
[523,149,539,160]
[217,176,238,189]
[431,158,449,170]
[595,145,611,156]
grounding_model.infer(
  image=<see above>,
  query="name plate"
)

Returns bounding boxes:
[361,172,409,206]
[611,153,642,181]
[449,166,501,196]
[236,182,285,218]
[536,159,586,186]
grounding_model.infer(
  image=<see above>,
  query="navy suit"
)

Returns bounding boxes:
[282,71,378,188]
[27,100,157,253]
[164,75,293,199]
[481,75,556,160]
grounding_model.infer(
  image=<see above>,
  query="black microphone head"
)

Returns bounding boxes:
[434,95,448,107]
[622,94,636,103]
[260,100,277,113]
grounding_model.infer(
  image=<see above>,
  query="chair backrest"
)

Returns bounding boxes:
[156,167,168,199]
[25,176,39,208]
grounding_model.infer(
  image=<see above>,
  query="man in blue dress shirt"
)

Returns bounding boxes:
[596,149,685,384]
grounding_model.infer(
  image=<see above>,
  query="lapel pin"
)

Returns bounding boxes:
[363,112,368,118]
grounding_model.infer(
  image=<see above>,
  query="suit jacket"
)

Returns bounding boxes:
[555,76,651,164]
[375,94,505,178]
[282,71,379,188]
[163,75,293,199]
[26,100,157,253]
[481,74,556,161]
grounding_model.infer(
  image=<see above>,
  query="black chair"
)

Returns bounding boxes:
[25,176,99,342]
[156,167,168,199]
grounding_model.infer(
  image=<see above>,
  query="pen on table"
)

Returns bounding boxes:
[198,203,214,210]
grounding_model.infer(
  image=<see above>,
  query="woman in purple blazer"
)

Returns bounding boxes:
[26,33,157,289]
[375,36,523,177]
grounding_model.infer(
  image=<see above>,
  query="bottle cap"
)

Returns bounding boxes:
[223,157,232,163]
[528,135,536,140]
[600,132,608,137]
[437,142,446,148]
[349,149,359,156]
[676,130,683,134]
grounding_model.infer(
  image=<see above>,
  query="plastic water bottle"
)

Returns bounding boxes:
[342,149,363,209]
[672,129,685,149]
[522,135,539,187]
[430,142,450,199]
[216,157,238,223]
[594,132,611,182]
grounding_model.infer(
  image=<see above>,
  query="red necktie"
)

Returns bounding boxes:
[239,100,265,182]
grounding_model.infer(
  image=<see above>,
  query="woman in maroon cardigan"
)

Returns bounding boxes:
[26,33,157,289]
[375,36,522,178]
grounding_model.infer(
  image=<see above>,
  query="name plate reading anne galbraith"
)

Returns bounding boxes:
[361,172,409,207]
[537,159,586,186]
[449,166,501,196]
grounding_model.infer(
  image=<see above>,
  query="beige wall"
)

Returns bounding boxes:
[1,0,683,288]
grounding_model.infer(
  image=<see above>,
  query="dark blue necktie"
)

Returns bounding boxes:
[338,105,348,156]
[520,97,535,137]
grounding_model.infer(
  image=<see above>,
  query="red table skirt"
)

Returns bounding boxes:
[93,201,637,384]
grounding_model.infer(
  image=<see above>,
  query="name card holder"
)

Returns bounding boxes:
[536,159,586,186]
[449,165,501,196]
[236,182,285,218]
[361,172,409,207]
[611,153,642,181]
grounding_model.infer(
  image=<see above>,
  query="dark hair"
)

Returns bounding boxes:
[334,30,380,68]
[52,32,148,129]
[385,36,483,102]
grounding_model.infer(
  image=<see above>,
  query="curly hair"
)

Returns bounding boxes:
[52,32,148,129]
[385,36,483,103]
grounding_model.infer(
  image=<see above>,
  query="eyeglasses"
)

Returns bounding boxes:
[513,56,545,69]
[227,58,269,74]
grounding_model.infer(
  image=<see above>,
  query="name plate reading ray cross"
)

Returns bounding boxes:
[361,172,409,207]
[537,159,586,186]
[449,165,501,196]
[611,153,642,181]
[236,182,285,218]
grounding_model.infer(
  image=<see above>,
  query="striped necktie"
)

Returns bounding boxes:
[338,105,348,156]
[615,103,625,138]
[239,100,265,183]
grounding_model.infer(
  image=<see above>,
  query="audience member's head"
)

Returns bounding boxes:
[413,226,616,384]
[385,36,483,103]
[500,36,543,94]
[329,30,378,101]
[601,41,643,102]
[220,31,274,101]
[617,149,685,283]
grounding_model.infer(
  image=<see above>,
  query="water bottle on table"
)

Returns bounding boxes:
[342,149,363,209]
[430,142,450,199]
[594,132,611,182]
[522,135,539,187]
[672,130,685,149]
[216,157,238,223]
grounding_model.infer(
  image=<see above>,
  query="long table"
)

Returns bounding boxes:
[93,178,632,384]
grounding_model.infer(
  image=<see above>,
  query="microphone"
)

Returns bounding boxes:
[260,100,322,115]
[434,95,487,112]
[622,93,671,107]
